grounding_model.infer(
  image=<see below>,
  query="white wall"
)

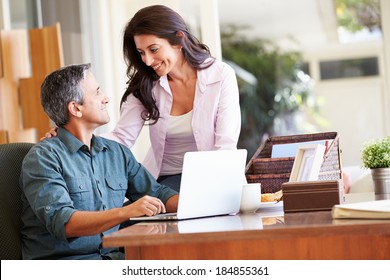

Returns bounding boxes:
[380,0,390,133]
[304,40,388,167]
[0,0,10,29]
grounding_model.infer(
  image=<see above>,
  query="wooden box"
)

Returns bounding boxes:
[245,132,342,194]
[282,180,344,213]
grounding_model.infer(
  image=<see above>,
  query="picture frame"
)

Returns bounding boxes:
[289,144,326,182]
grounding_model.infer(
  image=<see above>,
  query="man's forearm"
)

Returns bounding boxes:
[65,207,126,238]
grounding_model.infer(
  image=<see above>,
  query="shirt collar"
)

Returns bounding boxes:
[159,75,171,95]
[196,58,219,93]
[57,127,108,154]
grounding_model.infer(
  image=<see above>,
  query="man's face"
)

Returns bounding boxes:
[78,72,110,128]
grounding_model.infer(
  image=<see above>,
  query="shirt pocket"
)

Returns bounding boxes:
[66,177,94,210]
[105,176,128,208]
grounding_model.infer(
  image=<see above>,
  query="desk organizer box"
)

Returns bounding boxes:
[245,132,342,194]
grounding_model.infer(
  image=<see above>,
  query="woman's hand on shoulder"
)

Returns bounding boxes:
[39,126,58,141]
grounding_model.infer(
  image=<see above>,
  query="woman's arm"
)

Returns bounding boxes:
[214,62,241,149]
[100,94,146,148]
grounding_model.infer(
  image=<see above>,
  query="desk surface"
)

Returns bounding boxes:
[103,202,390,260]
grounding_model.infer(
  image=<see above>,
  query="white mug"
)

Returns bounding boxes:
[240,183,261,213]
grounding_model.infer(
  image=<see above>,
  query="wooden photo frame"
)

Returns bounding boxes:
[289,144,326,182]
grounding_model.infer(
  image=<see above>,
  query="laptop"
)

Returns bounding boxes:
[129,149,247,221]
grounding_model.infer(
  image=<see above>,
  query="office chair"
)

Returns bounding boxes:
[0,142,34,259]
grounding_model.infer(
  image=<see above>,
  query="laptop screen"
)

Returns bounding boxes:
[130,149,247,221]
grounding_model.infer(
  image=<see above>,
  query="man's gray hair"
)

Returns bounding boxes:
[40,63,91,126]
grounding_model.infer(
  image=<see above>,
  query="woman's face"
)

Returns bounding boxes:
[134,34,182,76]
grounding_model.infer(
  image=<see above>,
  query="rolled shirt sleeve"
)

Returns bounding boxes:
[20,128,177,259]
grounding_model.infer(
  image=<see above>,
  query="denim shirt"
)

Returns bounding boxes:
[20,127,177,260]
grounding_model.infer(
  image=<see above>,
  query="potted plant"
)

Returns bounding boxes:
[361,136,390,194]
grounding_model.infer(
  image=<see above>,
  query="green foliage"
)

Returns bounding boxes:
[335,0,381,32]
[361,136,390,169]
[221,25,320,157]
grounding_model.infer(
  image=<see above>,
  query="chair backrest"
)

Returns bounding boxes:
[0,142,34,259]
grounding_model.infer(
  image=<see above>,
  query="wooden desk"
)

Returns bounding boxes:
[103,204,390,260]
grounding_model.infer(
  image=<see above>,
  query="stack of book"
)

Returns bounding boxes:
[332,199,390,219]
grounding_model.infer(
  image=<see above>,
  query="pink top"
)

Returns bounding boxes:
[103,59,241,178]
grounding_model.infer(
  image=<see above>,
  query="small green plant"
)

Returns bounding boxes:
[361,136,390,169]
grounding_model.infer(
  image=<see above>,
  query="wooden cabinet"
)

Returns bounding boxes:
[0,29,29,134]
[0,23,63,143]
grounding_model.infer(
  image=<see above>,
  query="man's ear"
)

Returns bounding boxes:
[68,101,82,118]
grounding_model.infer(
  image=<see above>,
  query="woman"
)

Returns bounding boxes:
[47,5,241,192]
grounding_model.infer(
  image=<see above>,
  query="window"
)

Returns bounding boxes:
[320,57,379,80]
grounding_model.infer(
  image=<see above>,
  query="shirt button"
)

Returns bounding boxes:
[79,184,84,189]
[45,206,51,211]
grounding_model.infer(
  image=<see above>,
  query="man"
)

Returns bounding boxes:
[20,63,179,259]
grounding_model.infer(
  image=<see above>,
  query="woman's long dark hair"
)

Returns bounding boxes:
[121,5,214,124]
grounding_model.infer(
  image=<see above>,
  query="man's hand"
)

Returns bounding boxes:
[127,195,166,217]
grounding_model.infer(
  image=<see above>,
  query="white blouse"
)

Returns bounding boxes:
[160,110,197,175]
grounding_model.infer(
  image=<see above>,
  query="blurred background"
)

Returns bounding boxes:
[0,0,388,168]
